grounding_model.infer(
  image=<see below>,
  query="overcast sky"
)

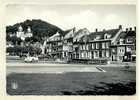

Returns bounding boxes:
[6,4,136,32]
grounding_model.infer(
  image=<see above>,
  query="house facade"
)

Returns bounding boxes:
[45,32,64,59]
[43,25,136,62]
[72,25,123,61]
[72,28,90,59]
[111,27,136,62]
[7,24,136,63]
[63,28,75,60]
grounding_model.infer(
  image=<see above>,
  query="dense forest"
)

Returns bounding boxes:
[6,19,72,55]
[6,19,66,42]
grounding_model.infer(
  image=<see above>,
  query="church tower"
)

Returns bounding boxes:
[25,26,33,38]
[16,25,25,40]
[18,25,23,32]
[27,26,31,33]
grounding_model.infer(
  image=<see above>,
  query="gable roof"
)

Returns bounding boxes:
[126,31,136,37]
[89,29,120,41]
[49,31,60,41]
[73,28,90,42]
[64,28,75,39]
[119,32,127,39]
[119,30,136,39]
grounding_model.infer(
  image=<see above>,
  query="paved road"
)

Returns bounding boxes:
[6,61,135,75]
[7,63,106,75]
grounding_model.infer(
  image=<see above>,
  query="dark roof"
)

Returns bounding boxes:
[78,35,89,42]
[119,30,136,39]
[74,28,89,37]
[119,32,127,39]
[89,29,120,41]
[73,28,90,42]
[64,29,73,34]
[126,31,136,37]
[63,27,75,36]
[59,29,73,37]
[62,28,75,38]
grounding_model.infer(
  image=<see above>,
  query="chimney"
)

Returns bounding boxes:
[73,27,76,33]
[95,28,98,32]
[134,26,136,32]
[129,27,132,31]
[119,25,122,29]
[126,28,128,33]
[103,29,106,32]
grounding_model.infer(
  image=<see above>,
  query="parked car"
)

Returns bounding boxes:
[38,54,52,60]
[24,56,39,62]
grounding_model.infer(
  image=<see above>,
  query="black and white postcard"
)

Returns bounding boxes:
[2,0,138,99]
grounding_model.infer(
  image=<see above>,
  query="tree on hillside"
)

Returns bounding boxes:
[8,36,22,45]
[6,19,65,42]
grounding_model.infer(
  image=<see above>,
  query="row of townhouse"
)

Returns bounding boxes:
[43,25,136,62]
[45,32,64,59]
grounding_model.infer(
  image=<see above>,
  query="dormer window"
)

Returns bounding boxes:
[127,38,133,43]
[106,42,110,48]
[104,34,108,39]
[104,34,111,39]
[119,38,124,45]
[95,35,100,40]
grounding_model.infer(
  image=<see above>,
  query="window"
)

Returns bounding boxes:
[106,50,110,57]
[102,50,106,57]
[119,49,121,53]
[96,43,99,49]
[120,49,122,53]
[127,38,133,43]
[81,52,87,58]
[106,42,109,48]
[104,34,111,39]
[83,45,85,50]
[102,43,105,49]
[80,45,83,50]
[119,39,124,44]
[119,49,124,53]
[83,45,86,50]
[64,52,66,57]
[112,48,115,53]
[86,45,89,50]
[126,47,131,52]
[92,43,95,49]
[94,51,99,58]
[88,52,92,59]
[84,52,87,58]
[95,36,100,40]
[58,42,62,45]
[81,52,84,58]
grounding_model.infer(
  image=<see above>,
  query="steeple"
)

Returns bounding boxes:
[27,26,31,33]
[119,25,122,29]
[18,25,23,32]
[25,26,33,38]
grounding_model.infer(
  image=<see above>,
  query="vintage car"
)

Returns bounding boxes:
[24,56,39,62]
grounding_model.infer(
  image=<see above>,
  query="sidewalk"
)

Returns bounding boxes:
[6,61,136,67]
